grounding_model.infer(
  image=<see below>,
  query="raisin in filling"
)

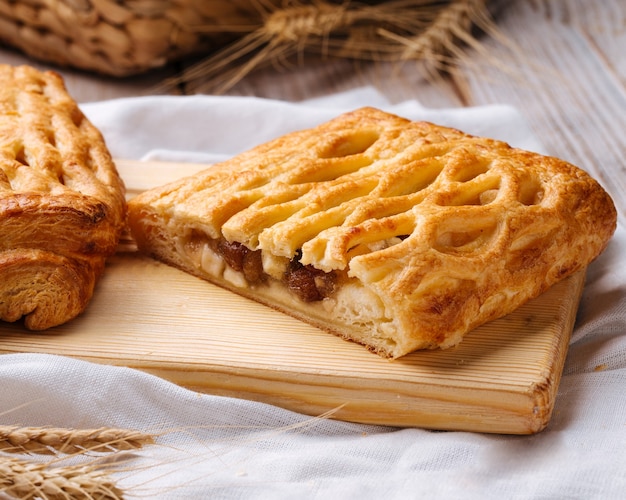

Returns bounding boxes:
[216,239,266,284]
[285,258,336,302]
[214,240,336,302]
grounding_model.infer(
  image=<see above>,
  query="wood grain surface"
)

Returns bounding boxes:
[0,159,587,435]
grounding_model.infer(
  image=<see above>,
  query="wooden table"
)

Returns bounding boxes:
[0,0,624,219]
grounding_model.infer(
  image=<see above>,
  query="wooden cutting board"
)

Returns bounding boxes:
[0,159,586,435]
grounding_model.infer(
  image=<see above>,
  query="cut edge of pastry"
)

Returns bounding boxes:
[129,214,417,356]
[127,107,617,358]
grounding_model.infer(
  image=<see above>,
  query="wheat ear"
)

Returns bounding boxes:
[0,425,154,455]
[0,456,124,500]
[152,0,491,94]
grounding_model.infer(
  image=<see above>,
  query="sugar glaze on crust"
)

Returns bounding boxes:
[128,107,616,358]
[0,65,126,329]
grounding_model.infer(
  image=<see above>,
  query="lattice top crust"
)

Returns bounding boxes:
[129,107,616,356]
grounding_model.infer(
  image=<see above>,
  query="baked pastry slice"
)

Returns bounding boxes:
[128,107,616,358]
[0,65,126,330]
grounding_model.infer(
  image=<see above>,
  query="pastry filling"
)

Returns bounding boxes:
[196,236,337,302]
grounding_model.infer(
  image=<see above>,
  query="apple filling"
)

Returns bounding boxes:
[187,233,337,303]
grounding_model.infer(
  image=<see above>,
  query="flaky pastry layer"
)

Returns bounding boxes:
[128,107,616,358]
[0,65,126,329]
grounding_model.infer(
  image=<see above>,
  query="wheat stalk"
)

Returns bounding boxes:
[0,425,155,456]
[0,404,348,498]
[0,456,124,500]
[153,0,494,95]
[0,424,155,498]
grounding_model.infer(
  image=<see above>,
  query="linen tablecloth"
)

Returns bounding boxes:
[1,88,624,499]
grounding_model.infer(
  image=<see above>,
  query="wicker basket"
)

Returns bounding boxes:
[0,0,262,76]
[0,0,492,92]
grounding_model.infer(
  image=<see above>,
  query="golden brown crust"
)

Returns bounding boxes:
[128,107,616,358]
[0,65,126,329]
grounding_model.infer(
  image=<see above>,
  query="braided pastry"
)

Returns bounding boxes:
[128,107,616,358]
[0,65,126,330]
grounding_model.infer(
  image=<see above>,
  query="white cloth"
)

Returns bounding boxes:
[1,89,624,499]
